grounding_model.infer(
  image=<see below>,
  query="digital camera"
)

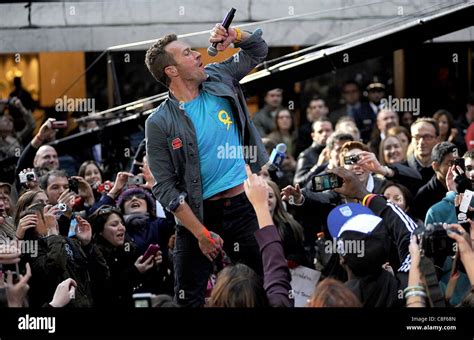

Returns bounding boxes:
[344,154,360,165]
[415,223,455,258]
[19,171,37,184]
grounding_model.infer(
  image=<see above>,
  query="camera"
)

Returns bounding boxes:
[127,175,144,186]
[133,293,153,308]
[344,154,360,165]
[19,170,37,184]
[54,203,68,216]
[415,223,455,258]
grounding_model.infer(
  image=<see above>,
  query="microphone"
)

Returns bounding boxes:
[208,8,236,57]
[267,143,287,171]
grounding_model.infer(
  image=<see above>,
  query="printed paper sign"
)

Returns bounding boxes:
[290,266,321,307]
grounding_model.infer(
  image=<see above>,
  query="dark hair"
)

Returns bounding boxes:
[88,205,123,235]
[341,80,360,91]
[266,180,304,245]
[274,108,295,134]
[467,93,474,106]
[431,141,457,164]
[145,34,178,86]
[381,181,413,212]
[39,170,68,190]
[311,117,332,133]
[19,202,46,240]
[209,263,266,307]
[78,160,103,182]
[326,132,354,150]
[14,190,46,227]
[411,117,440,136]
[433,109,454,141]
[307,278,362,307]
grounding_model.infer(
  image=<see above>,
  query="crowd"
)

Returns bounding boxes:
[1,26,474,308]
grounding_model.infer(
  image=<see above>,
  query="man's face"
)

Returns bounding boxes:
[312,121,333,145]
[307,99,328,122]
[264,89,283,109]
[34,146,59,170]
[342,84,360,105]
[434,153,454,180]
[46,175,69,205]
[368,89,385,105]
[411,122,438,159]
[464,157,474,183]
[342,148,370,185]
[376,110,399,133]
[165,40,206,84]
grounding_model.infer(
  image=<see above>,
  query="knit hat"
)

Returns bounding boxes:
[116,187,156,216]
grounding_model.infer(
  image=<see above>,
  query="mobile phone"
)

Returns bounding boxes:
[133,293,153,308]
[68,178,79,194]
[311,173,344,192]
[51,120,68,129]
[140,244,160,263]
[68,216,77,237]
[127,175,144,186]
[450,158,466,175]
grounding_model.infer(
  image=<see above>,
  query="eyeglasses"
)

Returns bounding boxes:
[412,134,436,142]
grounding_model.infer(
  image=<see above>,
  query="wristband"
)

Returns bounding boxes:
[405,291,427,299]
[234,27,242,43]
[403,285,425,294]
[362,193,373,206]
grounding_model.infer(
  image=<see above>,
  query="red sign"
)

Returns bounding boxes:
[172,137,183,150]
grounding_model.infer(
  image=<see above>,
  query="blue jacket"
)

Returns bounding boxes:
[425,191,457,225]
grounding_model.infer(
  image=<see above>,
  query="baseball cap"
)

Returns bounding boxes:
[327,203,382,238]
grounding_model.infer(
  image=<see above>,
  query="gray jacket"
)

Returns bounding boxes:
[145,29,269,224]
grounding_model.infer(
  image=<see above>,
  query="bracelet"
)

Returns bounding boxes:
[362,193,372,206]
[234,27,242,43]
[403,285,425,294]
[405,291,427,299]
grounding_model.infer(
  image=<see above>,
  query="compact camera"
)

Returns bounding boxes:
[344,154,360,165]
[19,171,37,184]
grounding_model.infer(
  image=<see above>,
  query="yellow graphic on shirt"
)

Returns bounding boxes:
[218,110,233,130]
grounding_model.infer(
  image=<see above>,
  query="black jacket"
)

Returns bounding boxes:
[94,237,144,307]
[412,175,447,221]
[26,235,109,308]
[293,144,325,187]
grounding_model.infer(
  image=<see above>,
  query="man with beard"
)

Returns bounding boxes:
[144,24,268,307]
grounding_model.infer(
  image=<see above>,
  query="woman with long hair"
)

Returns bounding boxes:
[266,180,309,267]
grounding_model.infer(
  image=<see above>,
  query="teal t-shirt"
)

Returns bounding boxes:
[184,91,247,200]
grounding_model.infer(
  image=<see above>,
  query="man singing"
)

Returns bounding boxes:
[144,23,269,306]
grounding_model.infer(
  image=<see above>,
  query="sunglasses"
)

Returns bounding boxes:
[123,193,147,202]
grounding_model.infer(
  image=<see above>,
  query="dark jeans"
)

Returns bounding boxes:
[173,192,263,307]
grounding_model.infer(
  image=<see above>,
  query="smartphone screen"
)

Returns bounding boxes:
[311,173,343,192]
